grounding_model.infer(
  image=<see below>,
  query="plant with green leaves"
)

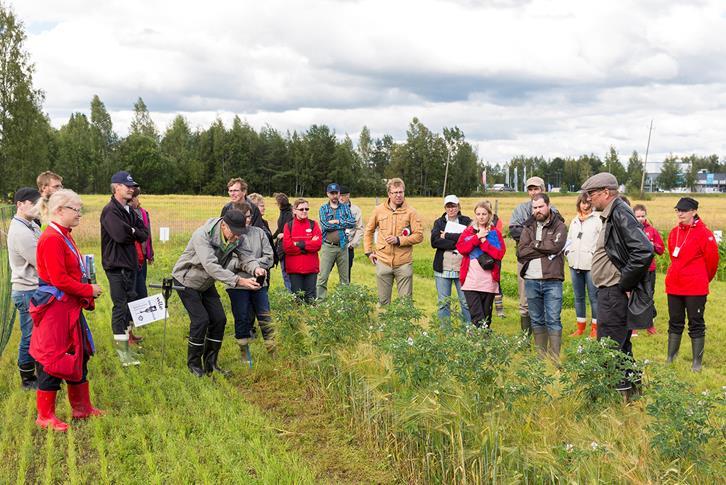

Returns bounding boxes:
[560,337,639,405]
[646,367,725,461]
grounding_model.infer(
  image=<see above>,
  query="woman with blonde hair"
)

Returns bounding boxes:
[29,189,104,431]
[456,200,506,329]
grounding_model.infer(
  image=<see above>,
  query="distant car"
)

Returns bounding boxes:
[491,184,505,191]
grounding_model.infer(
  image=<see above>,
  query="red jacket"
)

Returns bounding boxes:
[665,218,720,296]
[283,217,323,274]
[456,226,506,286]
[642,220,665,272]
[29,224,95,381]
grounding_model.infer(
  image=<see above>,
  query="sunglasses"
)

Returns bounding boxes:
[297,207,310,211]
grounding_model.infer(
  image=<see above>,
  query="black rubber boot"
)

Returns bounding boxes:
[691,336,705,372]
[19,362,37,391]
[666,333,682,363]
[520,315,532,336]
[203,338,230,377]
[187,338,205,377]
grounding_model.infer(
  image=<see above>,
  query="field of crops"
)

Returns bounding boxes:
[0,193,724,483]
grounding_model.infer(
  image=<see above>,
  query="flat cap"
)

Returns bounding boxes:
[581,172,618,191]
[14,187,41,204]
[525,176,545,189]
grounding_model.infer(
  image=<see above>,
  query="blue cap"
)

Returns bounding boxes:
[111,171,139,187]
[326,183,340,193]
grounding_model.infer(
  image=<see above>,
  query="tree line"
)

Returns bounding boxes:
[1,4,723,200]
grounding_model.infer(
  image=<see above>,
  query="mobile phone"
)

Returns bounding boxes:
[256,273,266,285]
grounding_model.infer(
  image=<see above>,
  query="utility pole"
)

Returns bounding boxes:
[640,120,653,197]
[442,147,452,198]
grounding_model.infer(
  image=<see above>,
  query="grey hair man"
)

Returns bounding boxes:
[582,172,653,397]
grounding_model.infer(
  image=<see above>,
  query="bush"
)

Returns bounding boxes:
[560,337,639,405]
[646,368,725,461]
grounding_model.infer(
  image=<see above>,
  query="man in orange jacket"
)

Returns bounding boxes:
[363,178,423,305]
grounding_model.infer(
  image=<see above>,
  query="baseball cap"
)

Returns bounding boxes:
[111,171,139,187]
[14,187,41,204]
[326,183,341,193]
[222,209,247,235]
[444,195,460,205]
[525,176,545,189]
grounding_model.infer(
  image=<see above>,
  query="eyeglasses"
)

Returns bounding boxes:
[390,191,404,195]
[297,207,310,212]
[586,189,604,197]
[63,206,82,215]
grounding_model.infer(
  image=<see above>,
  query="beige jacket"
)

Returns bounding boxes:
[363,200,423,268]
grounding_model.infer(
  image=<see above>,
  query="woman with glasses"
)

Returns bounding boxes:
[283,198,322,303]
[29,190,104,431]
[565,192,602,338]
[664,197,720,371]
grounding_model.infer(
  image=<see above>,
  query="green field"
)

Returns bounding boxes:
[0,193,724,483]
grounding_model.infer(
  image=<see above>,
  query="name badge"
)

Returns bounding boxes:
[306,228,312,233]
[673,246,680,257]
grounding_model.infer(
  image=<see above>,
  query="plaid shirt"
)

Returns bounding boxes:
[319,202,356,247]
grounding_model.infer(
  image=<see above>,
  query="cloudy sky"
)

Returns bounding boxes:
[14,0,726,167]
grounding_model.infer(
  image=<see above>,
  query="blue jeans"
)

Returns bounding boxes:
[434,275,471,324]
[280,259,292,291]
[570,268,598,321]
[227,287,272,340]
[11,290,36,367]
[524,279,563,335]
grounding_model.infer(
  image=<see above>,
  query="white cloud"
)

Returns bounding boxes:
[12,0,726,163]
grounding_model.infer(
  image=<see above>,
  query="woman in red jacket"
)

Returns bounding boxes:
[456,200,506,329]
[633,204,665,335]
[29,190,104,432]
[665,197,720,372]
[283,198,322,303]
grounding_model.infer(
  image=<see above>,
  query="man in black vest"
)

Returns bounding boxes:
[100,171,149,367]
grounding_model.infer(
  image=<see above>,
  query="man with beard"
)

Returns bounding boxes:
[221,178,263,229]
[516,193,567,360]
[316,183,356,299]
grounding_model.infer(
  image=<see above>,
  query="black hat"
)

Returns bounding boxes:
[222,209,247,235]
[339,185,350,195]
[14,187,41,204]
[674,197,698,211]
[111,171,139,187]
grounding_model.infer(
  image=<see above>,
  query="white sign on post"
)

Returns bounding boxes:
[128,294,168,327]
[159,227,170,242]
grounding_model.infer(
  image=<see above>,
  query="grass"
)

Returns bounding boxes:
[1,193,724,483]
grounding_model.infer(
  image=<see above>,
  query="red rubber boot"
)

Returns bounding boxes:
[570,322,586,336]
[68,382,106,419]
[36,390,69,432]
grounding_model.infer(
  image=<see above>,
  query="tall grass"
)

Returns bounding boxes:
[273,285,725,483]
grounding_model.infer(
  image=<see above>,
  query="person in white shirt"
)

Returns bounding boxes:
[7,187,43,389]
[565,193,602,338]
